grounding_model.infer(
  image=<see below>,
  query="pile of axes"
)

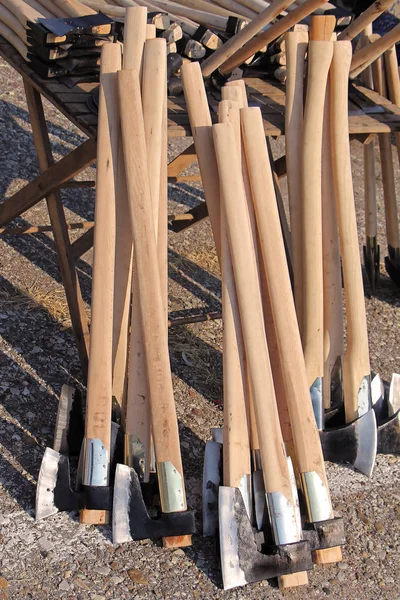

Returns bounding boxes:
[36,12,196,548]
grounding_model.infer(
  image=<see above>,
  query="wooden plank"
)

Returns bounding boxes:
[348,99,365,116]
[349,114,392,134]
[353,83,400,115]
[55,93,91,103]
[63,102,92,116]
[0,138,96,226]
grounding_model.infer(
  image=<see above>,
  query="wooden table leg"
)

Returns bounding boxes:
[23,80,90,378]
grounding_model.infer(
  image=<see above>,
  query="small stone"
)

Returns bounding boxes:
[337,571,346,582]
[92,596,106,600]
[74,579,90,590]
[374,521,385,532]
[338,562,349,570]
[173,549,185,557]
[59,580,70,592]
[26,412,35,419]
[110,576,123,585]
[94,566,110,576]
[110,562,118,570]
[322,588,330,595]
[64,571,72,579]
[0,579,7,589]
[22,388,30,396]
[38,536,54,554]
[362,551,368,559]
[128,569,148,584]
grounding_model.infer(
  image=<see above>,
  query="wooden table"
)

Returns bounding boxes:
[1,35,400,377]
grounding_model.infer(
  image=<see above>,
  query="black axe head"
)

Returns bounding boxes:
[372,373,400,456]
[319,409,377,477]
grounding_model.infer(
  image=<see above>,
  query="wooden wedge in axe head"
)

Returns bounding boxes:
[213,120,312,590]
[112,68,195,546]
[36,43,122,523]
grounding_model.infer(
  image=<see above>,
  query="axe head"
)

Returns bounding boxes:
[113,464,196,544]
[36,447,63,520]
[319,409,377,477]
[53,385,84,457]
[218,486,312,590]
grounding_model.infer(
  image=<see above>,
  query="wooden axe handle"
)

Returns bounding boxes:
[241,108,340,565]
[219,0,327,75]
[149,0,229,30]
[285,31,308,334]
[162,0,235,18]
[322,80,344,409]
[119,68,186,500]
[201,0,294,77]
[351,23,400,74]
[54,0,96,16]
[123,7,148,71]
[181,62,221,260]
[330,41,370,424]
[213,0,257,20]
[1,0,44,26]
[81,43,121,525]
[213,121,293,500]
[24,0,53,17]
[0,3,26,41]
[301,41,333,387]
[337,0,394,42]
[146,22,156,38]
[218,99,252,490]
[309,14,335,41]
[37,0,66,17]
[0,20,27,56]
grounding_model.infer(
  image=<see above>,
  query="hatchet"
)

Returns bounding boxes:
[116,68,194,547]
[36,43,122,524]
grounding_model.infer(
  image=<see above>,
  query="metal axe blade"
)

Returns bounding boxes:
[372,373,400,455]
[218,486,312,591]
[36,447,62,521]
[112,463,196,544]
[319,409,377,477]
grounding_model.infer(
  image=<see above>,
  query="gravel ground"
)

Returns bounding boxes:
[0,56,399,600]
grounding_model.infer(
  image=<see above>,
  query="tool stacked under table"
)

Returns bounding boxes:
[21,4,400,594]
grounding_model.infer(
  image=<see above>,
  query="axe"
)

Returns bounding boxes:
[36,43,122,523]
[115,68,195,547]
[213,120,311,590]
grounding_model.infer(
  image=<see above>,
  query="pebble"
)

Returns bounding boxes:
[127,569,148,584]
[110,576,124,585]
[38,536,54,554]
[58,580,70,592]
[94,566,111,576]
[0,578,8,589]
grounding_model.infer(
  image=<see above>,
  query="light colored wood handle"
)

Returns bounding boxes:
[160,0,234,18]
[201,0,294,77]
[218,0,327,75]
[322,80,344,409]
[337,0,394,42]
[218,99,251,490]
[0,3,26,41]
[241,106,331,496]
[309,14,335,41]
[301,41,333,387]
[23,0,53,17]
[149,0,229,30]
[142,38,167,232]
[213,121,292,499]
[146,22,156,38]
[81,43,121,525]
[119,69,185,499]
[37,0,66,16]
[54,0,96,16]
[123,7,148,71]
[330,41,370,423]
[181,62,221,260]
[351,23,400,73]
[85,43,121,446]
[285,31,308,334]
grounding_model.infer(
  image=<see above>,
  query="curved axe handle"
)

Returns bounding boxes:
[337,0,394,42]
[330,41,371,423]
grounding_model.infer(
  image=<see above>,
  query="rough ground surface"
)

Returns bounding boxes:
[0,56,399,600]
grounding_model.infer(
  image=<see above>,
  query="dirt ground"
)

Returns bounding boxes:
[0,56,399,600]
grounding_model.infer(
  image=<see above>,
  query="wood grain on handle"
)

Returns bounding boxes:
[82,43,121,525]
[123,7,148,72]
[337,0,394,42]
[285,31,308,334]
[23,0,53,17]
[0,21,27,57]
[309,14,335,41]
[213,0,257,20]
[146,23,156,38]
[301,41,333,388]
[162,0,236,18]
[119,69,186,501]
[241,106,332,502]
[330,41,370,424]
[201,0,294,77]
[37,0,66,16]
[322,81,344,409]
[0,3,26,41]
[213,121,292,501]
[149,0,229,30]
[181,62,221,260]
[218,0,327,75]
[218,99,251,490]
[54,0,96,16]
